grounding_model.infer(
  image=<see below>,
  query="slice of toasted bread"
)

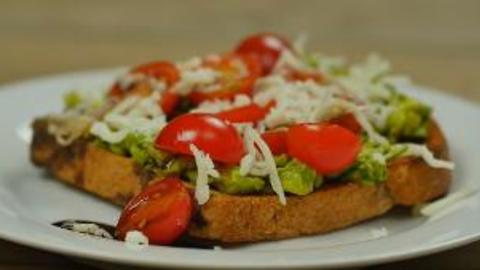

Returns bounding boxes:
[30,118,451,242]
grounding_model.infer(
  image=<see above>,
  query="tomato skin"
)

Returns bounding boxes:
[188,54,262,104]
[115,177,193,245]
[216,103,270,123]
[131,61,180,86]
[286,123,361,175]
[155,113,245,164]
[236,33,291,75]
[329,113,362,134]
[109,61,181,114]
[159,90,181,115]
[262,130,288,155]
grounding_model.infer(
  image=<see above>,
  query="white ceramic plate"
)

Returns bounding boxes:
[0,69,479,269]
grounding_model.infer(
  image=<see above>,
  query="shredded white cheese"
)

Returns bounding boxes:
[242,126,286,205]
[125,230,149,246]
[402,144,455,170]
[60,221,113,239]
[47,113,93,146]
[173,68,220,96]
[189,144,220,205]
[90,92,167,143]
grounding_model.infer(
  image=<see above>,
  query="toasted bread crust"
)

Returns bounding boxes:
[30,118,451,242]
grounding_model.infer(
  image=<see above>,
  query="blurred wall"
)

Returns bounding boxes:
[0,0,479,100]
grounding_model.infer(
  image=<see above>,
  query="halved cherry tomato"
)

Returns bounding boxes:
[235,33,291,75]
[286,123,361,175]
[109,61,181,114]
[115,177,193,245]
[262,130,287,155]
[216,103,271,123]
[159,90,181,115]
[155,113,245,164]
[188,54,262,104]
[131,61,180,86]
[329,113,362,134]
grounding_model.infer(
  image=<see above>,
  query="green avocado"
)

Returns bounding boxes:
[213,167,265,194]
[345,140,407,185]
[278,159,321,195]
[385,93,431,141]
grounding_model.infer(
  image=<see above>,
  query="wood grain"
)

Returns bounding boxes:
[0,0,479,269]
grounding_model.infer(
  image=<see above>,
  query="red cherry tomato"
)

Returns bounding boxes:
[286,123,361,175]
[131,61,180,86]
[188,54,262,104]
[109,61,181,114]
[329,113,362,134]
[262,130,288,155]
[115,177,193,245]
[155,113,245,164]
[235,33,291,75]
[159,90,181,115]
[216,103,270,123]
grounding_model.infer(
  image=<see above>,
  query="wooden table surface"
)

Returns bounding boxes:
[1,0,479,269]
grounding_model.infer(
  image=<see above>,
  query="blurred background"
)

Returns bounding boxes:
[0,1,479,269]
[1,0,479,102]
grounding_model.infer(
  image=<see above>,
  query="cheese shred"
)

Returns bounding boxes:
[189,144,220,205]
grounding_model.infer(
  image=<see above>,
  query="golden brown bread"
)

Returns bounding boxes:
[30,118,451,242]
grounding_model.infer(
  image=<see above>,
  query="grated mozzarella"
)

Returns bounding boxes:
[402,144,455,170]
[242,126,286,205]
[90,92,167,143]
[125,230,149,246]
[60,221,113,239]
[173,68,220,96]
[47,113,93,146]
[189,144,220,205]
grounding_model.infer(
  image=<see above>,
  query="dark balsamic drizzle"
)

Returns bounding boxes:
[52,219,217,249]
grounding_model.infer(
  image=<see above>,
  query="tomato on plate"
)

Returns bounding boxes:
[329,113,362,134]
[155,113,245,164]
[115,177,193,245]
[286,123,361,175]
[216,102,273,124]
[188,54,262,104]
[235,33,291,75]
[109,61,181,114]
[261,130,288,155]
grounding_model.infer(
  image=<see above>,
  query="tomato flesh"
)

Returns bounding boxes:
[109,61,181,114]
[286,123,361,175]
[329,113,362,134]
[262,130,288,155]
[188,54,262,104]
[216,103,271,123]
[159,90,181,115]
[155,113,245,164]
[115,177,193,245]
[131,61,180,86]
[236,33,291,74]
